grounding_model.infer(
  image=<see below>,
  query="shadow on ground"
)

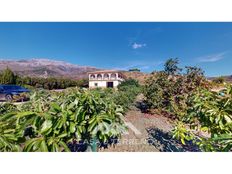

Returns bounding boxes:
[147,128,200,152]
[135,100,149,113]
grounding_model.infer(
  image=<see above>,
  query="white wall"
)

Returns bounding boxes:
[89,80,122,88]
[89,81,107,88]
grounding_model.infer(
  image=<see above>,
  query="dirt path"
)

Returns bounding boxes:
[100,96,174,152]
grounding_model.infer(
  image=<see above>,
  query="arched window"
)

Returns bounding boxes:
[97,74,102,80]
[90,74,95,79]
[118,73,122,79]
[103,73,109,79]
[111,73,117,79]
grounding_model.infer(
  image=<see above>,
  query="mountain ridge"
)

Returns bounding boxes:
[0,58,100,79]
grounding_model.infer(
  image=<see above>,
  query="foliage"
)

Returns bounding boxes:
[144,58,232,151]
[0,103,16,114]
[113,79,141,110]
[212,76,225,84]
[0,88,126,152]
[184,66,207,91]
[0,67,87,89]
[128,68,141,72]
[91,78,141,111]
[144,59,208,120]
[173,85,232,151]
[143,71,171,109]
[0,67,17,84]
[16,76,88,90]
[172,122,194,145]
[164,58,182,75]
[118,78,140,90]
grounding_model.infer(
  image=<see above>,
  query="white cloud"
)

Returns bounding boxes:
[132,43,146,49]
[197,52,226,62]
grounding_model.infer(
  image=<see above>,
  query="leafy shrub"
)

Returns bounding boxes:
[0,103,16,114]
[173,85,232,151]
[91,78,141,111]
[17,76,88,90]
[128,68,141,72]
[164,58,182,75]
[212,76,225,84]
[1,67,87,90]
[118,78,140,90]
[0,88,126,152]
[143,59,208,119]
[143,71,172,109]
[0,67,17,84]
[115,79,141,110]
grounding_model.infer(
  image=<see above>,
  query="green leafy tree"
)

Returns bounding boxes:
[173,85,232,151]
[144,71,172,109]
[184,66,206,90]
[164,58,182,75]
[144,60,209,120]
[118,78,140,89]
[0,88,126,152]
[0,67,16,84]
[128,68,141,72]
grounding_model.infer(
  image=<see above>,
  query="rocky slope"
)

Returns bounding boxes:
[122,71,150,84]
[0,58,151,82]
[0,59,99,79]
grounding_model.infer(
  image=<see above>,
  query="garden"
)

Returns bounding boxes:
[143,58,232,152]
[1,59,232,152]
[0,78,140,152]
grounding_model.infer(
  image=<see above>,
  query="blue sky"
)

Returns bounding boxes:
[0,22,231,76]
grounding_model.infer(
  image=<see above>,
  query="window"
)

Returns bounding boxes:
[118,73,123,79]
[97,74,102,80]
[111,73,117,79]
[90,74,95,79]
[103,73,109,79]
[94,83,98,87]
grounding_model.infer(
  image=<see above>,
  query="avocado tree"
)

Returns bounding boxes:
[0,88,126,152]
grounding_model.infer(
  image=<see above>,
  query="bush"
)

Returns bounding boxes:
[0,88,126,152]
[143,59,208,119]
[212,76,225,84]
[0,67,88,90]
[17,76,88,90]
[91,78,141,111]
[143,71,171,109]
[118,78,140,90]
[0,67,17,84]
[173,85,232,151]
[128,68,141,72]
[117,79,141,110]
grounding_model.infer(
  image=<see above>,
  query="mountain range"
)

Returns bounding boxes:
[0,59,100,79]
[0,58,230,83]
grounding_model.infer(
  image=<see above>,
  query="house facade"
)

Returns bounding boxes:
[88,70,124,88]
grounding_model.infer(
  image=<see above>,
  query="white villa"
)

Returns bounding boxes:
[88,70,125,88]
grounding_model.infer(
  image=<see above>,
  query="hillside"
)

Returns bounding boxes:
[221,75,232,82]
[0,59,99,79]
[0,58,152,82]
[208,75,232,83]
[122,71,150,84]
